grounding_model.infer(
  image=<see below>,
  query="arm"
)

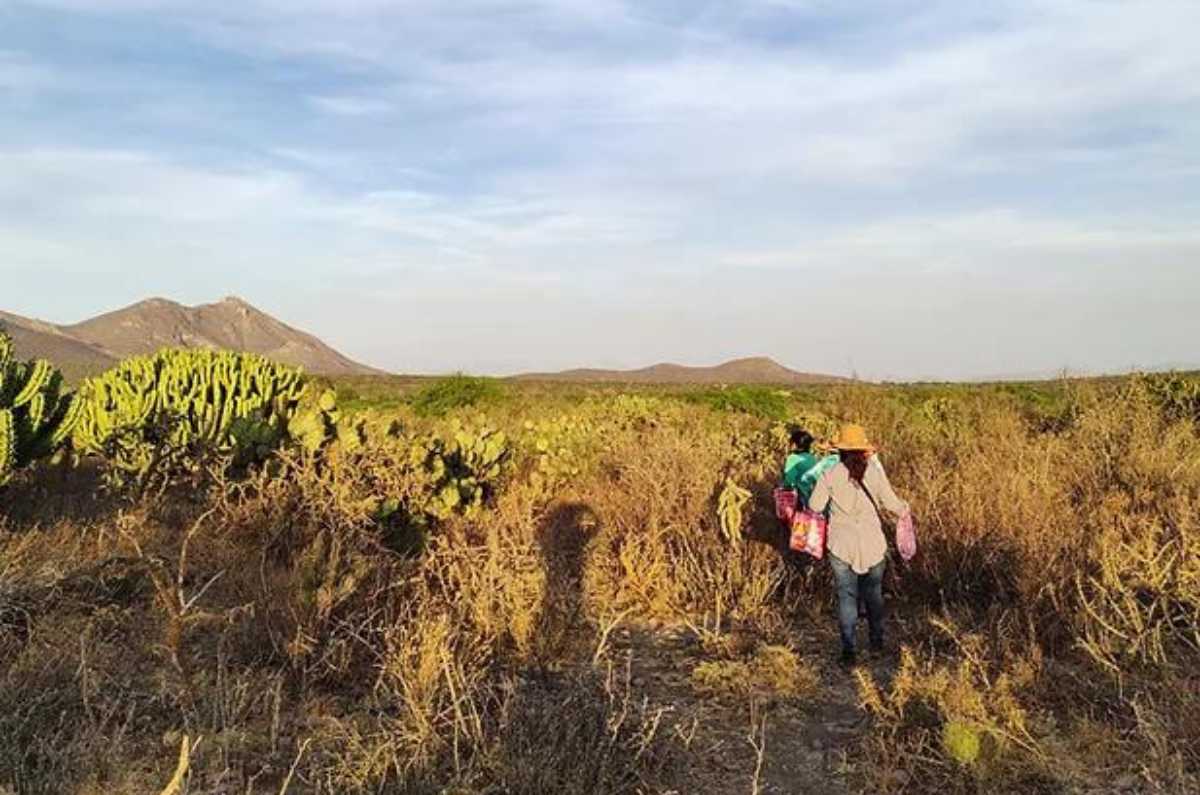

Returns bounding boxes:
[807,468,832,513]
[868,461,909,516]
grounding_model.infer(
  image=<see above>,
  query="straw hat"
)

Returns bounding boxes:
[833,423,875,452]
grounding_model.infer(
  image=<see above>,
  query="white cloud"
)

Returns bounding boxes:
[717,210,1200,273]
[3,0,1200,377]
[307,94,393,116]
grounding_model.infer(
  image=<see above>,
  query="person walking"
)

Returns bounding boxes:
[781,428,838,505]
[781,429,819,494]
[806,423,910,667]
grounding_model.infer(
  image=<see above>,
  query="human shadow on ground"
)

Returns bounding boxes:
[533,501,600,667]
[493,502,684,792]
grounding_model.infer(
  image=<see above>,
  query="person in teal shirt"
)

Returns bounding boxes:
[800,451,839,504]
[782,428,838,504]
[782,429,817,489]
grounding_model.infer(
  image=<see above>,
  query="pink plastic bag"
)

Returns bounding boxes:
[896,511,917,562]
[773,487,798,526]
[790,509,827,559]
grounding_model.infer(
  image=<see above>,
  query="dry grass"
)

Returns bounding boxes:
[691,643,819,700]
[1,377,1198,792]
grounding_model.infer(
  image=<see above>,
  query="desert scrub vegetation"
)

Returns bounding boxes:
[682,384,792,421]
[1,356,1199,792]
[409,374,506,417]
[691,643,819,701]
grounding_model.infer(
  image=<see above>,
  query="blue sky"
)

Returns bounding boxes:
[2,0,1198,379]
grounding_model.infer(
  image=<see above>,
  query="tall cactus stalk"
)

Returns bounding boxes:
[72,348,337,488]
[0,330,80,485]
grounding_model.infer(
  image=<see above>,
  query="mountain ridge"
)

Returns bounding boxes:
[1,297,381,379]
[0,310,118,383]
[515,356,848,385]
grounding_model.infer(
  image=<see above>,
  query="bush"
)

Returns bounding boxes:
[691,644,817,699]
[1140,371,1200,424]
[6,373,1200,793]
[410,374,505,417]
[682,385,791,421]
[855,619,1045,788]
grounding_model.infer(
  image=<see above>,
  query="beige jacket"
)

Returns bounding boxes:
[808,458,909,574]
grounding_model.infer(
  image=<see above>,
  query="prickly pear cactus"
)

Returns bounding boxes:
[392,419,510,520]
[340,418,512,549]
[0,330,80,486]
[519,413,594,497]
[1140,372,1200,424]
[72,348,338,487]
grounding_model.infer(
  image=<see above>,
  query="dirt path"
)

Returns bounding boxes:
[589,620,895,794]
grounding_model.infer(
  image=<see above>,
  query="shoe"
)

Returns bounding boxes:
[869,639,885,656]
[839,649,858,669]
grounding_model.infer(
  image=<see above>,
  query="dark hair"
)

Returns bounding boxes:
[789,428,814,452]
[840,448,869,481]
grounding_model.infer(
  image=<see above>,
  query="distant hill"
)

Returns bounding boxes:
[516,356,847,385]
[2,297,380,380]
[0,310,117,383]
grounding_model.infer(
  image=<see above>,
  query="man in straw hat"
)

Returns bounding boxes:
[807,423,911,668]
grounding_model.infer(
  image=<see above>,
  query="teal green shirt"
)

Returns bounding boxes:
[800,454,839,504]
[782,452,818,491]
[782,452,839,503]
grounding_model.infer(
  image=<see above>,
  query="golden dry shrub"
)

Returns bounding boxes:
[575,417,791,628]
[854,620,1047,790]
[691,643,818,700]
[5,376,1200,794]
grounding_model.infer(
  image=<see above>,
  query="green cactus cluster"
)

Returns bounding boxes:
[330,408,404,455]
[0,331,80,485]
[519,414,595,495]
[354,419,510,527]
[1140,372,1200,425]
[421,420,510,519]
[72,348,337,486]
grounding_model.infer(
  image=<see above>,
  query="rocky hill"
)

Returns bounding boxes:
[2,297,380,379]
[0,310,117,383]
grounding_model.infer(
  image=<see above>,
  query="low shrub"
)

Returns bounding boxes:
[682,385,791,421]
[691,644,817,700]
[410,374,506,417]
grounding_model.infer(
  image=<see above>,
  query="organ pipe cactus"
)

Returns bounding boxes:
[0,331,80,485]
[72,348,338,487]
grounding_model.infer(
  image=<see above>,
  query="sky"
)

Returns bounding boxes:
[2,0,1198,380]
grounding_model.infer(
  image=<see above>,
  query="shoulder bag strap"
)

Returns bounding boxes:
[857,478,882,520]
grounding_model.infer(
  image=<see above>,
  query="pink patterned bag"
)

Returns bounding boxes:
[773,487,798,526]
[896,511,917,562]
[790,509,827,559]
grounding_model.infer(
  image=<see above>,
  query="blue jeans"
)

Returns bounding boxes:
[829,554,885,654]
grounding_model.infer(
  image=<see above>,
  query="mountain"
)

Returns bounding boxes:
[516,356,847,385]
[0,310,118,383]
[2,297,380,379]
